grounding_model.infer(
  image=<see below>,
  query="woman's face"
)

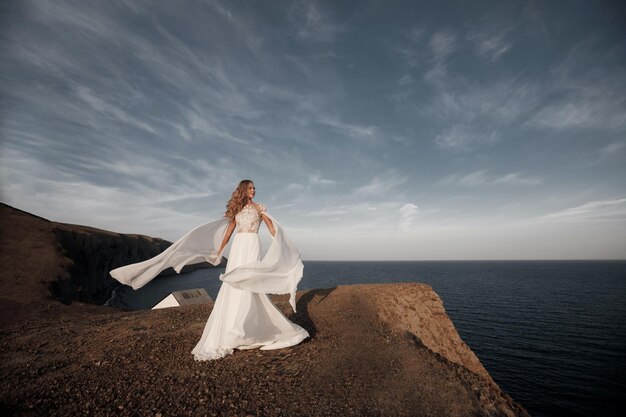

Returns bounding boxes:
[246,183,256,200]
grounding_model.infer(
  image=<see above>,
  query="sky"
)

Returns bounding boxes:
[1,0,625,260]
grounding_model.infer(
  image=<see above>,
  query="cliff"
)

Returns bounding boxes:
[0,203,530,416]
[0,202,225,318]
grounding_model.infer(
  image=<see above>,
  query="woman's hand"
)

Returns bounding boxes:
[215,220,236,262]
[261,214,276,237]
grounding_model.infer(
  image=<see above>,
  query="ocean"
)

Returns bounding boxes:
[107,260,626,417]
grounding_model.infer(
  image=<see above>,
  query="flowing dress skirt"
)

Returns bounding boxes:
[191,232,309,361]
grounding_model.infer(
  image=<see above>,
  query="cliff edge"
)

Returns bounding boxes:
[0,202,225,325]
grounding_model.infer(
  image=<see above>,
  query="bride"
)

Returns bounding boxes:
[109,179,310,361]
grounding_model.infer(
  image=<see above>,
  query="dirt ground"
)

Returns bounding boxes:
[0,284,529,417]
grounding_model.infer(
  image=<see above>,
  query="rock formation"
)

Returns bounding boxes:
[0,202,225,312]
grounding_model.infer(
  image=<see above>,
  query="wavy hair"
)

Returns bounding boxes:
[225,179,253,220]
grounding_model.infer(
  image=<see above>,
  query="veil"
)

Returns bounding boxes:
[109,211,304,312]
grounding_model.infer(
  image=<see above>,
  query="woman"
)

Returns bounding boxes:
[110,180,309,361]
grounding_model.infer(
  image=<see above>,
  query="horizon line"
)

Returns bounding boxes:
[300,258,626,262]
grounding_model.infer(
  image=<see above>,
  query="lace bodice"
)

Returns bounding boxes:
[235,203,266,233]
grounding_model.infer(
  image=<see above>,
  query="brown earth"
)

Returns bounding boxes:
[0,203,531,416]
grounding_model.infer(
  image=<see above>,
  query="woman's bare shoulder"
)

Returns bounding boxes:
[252,202,266,213]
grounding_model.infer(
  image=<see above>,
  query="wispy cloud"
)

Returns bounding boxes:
[471,32,513,62]
[285,174,341,194]
[430,29,457,61]
[417,28,542,153]
[424,29,457,85]
[492,172,543,186]
[398,203,419,231]
[535,198,626,223]
[288,0,349,43]
[598,142,626,157]
[0,147,229,239]
[439,170,543,187]
[185,109,256,145]
[529,99,626,131]
[393,25,427,67]
[75,85,157,134]
[466,23,518,62]
[526,38,626,131]
[318,117,378,142]
[354,172,409,195]
[397,74,414,86]
[435,126,498,152]
[303,201,414,233]
[309,174,341,186]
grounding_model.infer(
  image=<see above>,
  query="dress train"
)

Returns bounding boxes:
[191,232,309,361]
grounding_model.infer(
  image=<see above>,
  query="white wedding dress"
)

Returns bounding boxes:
[191,203,309,360]
[109,203,310,361]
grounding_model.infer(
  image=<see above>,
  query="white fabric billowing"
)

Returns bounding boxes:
[109,205,310,360]
[109,217,230,290]
[220,212,304,313]
[109,210,305,314]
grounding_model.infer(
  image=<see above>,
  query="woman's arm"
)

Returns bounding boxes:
[261,214,276,237]
[218,219,236,256]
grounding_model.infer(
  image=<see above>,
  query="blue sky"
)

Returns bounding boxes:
[1,0,625,260]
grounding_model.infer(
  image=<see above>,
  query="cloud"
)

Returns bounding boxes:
[74,85,157,134]
[309,174,341,186]
[397,74,414,86]
[472,33,513,62]
[492,172,543,186]
[318,117,378,142]
[430,77,540,151]
[393,45,421,67]
[186,109,256,145]
[308,208,350,217]
[598,142,626,157]
[398,203,419,231]
[0,147,230,239]
[303,201,413,233]
[354,173,408,195]
[528,99,626,131]
[439,170,543,187]
[435,126,498,152]
[418,34,542,153]
[526,38,626,131]
[536,197,626,223]
[429,29,457,61]
[466,22,518,63]
[424,29,457,85]
[393,25,427,67]
[288,0,349,43]
[284,174,341,194]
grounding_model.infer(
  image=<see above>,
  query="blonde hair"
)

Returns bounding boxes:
[225,179,253,220]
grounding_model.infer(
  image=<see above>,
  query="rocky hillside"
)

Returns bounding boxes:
[0,202,225,318]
